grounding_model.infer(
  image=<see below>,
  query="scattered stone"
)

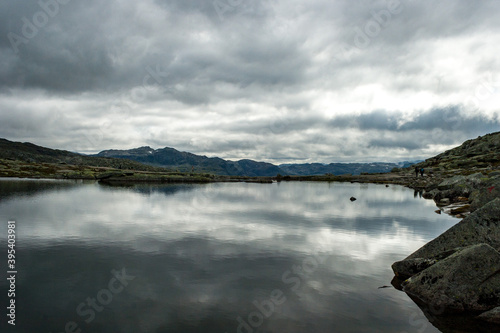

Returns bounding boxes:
[423,189,438,199]
[435,210,442,214]
[450,204,471,215]
[439,198,451,205]
[433,173,487,204]
[350,197,357,202]
[439,202,472,217]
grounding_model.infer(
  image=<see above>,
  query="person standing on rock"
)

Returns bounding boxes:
[420,168,424,177]
[415,166,419,178]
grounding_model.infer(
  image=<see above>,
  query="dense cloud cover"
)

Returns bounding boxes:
[0,0,499,162]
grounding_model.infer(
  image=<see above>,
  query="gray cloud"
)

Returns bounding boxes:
[0,0,499,163]
[328,107,500,134]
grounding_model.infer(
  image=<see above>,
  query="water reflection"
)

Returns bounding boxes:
[99,182,199,198]
[0,177,78,202]
[0,180,460,333]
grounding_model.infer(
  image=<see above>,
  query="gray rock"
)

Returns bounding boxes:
[392,198,500,277]
[423,189,438,199]
[403,244,500,312]
[437,173,484,190]
[392,258,437,279]
[478,306,500,324]
[470,177,500,212]
[392,248,461,278]
[435,173,486,200]
[405,198,500,262]
[437,175,468,191]
[439,198,451,205]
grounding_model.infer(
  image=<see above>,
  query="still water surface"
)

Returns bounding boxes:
[0,179,459,333]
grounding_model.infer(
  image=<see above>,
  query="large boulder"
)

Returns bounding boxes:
[470,176,500,212]
[437,173,484,191]
[430,172,489,204]
[437,175,468,191]
[391,258,437,279]
[403,244,500,313]
[422,188,439,199]
[392,198,500,277]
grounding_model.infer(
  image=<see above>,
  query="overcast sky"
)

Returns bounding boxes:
[1,0,499,163]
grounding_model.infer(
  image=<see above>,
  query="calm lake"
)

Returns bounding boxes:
[0,179,459,333]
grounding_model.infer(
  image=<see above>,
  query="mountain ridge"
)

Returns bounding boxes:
[95,146,282,177]
[0,131,498,182]
[95,145,418,177]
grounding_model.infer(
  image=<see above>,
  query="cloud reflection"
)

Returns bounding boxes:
[0,181,457,332]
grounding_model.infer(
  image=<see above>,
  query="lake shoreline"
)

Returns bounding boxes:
[0,157,491,213]
[3,162,500,328]
[2,157,497,219]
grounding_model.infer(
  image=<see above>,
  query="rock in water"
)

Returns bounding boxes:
[392,258,437,279]
[403,244,500,313]
[350,197,357,202]
[392,198,500,278]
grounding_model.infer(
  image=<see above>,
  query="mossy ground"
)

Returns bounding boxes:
[0,158,273,184]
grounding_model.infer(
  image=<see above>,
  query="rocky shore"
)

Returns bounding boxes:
[390,132,500,327]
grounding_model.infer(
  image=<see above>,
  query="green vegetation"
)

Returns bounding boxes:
[0,138,169,172]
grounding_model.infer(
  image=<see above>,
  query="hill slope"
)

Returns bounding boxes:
[417,131,500,172]
[388,131,500,215]
[0,138,167,172]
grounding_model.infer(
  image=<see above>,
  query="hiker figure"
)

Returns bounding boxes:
[420,168,424,177]
[415,166,419,178]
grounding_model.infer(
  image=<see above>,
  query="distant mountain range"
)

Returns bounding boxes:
[279,161,418,176]
[95,146,282,177]
[0,138,421,177]
[96,146,420,177]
